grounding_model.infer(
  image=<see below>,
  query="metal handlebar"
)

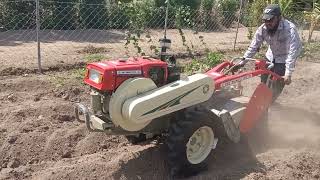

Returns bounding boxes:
[231,57,274,70]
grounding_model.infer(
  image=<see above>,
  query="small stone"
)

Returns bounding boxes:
[57,114,73,122]
[61,151,72,158]
[286,164,293,168]
[101,144,109,149]
[8,159,20,168]
[72,88,81,95]
[62,93,69,100]
[28,158,39,164]
[42,126,49,131]
[312,171,320,179]
[7,94,17,102]
[34,96,40,102]
[7,136,17,144]
[1,161,8,168]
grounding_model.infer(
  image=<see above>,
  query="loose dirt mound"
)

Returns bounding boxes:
[0,60,319,180]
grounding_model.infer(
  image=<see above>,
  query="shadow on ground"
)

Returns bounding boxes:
[113,139,266,180]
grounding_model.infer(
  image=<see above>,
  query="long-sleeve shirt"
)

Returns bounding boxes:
[244,19,302,76]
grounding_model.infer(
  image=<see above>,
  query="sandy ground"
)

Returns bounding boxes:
[0,55,319,180]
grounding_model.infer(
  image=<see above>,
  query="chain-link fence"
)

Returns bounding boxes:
[0,0,319,72]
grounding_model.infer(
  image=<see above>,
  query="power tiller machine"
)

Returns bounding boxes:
[75,55,281,176]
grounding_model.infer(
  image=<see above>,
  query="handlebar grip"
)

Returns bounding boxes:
[265,61,274,70]
[267,64,274,70]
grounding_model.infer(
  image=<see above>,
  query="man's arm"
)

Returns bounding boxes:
[285,26,302,77]
[243,26,265,61]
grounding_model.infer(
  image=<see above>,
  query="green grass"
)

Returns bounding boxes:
[301,42,320,58]
[49,53,108,88]
[49,68,87,88]
[84,54,107,63]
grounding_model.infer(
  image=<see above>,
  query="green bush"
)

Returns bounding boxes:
[195,0,221,31]
[79,0,108,29]
[175,5,196,29]
[108,5,130,29]
[300,42,320,59]
[218,0,239,28]
[171,0,200,10]
[1,1,36,30]
[184,52,224,75]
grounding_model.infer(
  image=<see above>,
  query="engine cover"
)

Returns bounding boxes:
[84,57,168,91]
[110,74,214,132]
[109,78,158,132]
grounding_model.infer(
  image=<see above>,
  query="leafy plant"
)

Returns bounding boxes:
[77,45,109,54]
[199,35,209,53]
[202,0,215,11]
[1,1,36,30]
[304,2,320,42]
[300,42,320,61]
[197,0,221,31]
[79,0,108,29]
[119,0,157,55]
[50,68,86,88]
[124,32,145,55]
[174,5,196,57]
[84,54,106,63]
[170,0,200,10]
[71,68,87,81]
[175,5,195,28]
[183,52,223,75]
[50,75,67,88]
[218,0,239,28]
[246,0,266,27]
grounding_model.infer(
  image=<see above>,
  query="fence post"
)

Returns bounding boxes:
[36,0,42,73]
[233,0,243,51]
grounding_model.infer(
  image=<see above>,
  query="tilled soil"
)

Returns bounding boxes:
[0,60,320,180]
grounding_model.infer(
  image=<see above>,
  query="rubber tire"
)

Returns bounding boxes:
[167,106,228,178]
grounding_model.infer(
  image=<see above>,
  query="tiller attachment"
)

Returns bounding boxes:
[240,83,273,133]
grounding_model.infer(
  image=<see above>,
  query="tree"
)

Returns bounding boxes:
[304,2,320,42]
[1,1,36,30]
[53,0,78,30]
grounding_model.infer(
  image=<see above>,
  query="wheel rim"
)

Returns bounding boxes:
[186,126,214,164]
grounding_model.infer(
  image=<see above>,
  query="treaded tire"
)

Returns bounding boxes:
[167,106,228,178]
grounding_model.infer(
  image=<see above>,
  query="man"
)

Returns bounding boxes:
[239,4,302,100]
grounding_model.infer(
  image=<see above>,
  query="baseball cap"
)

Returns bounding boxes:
[262,4,281,20]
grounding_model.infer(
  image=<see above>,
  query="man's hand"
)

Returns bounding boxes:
[232,57,246,72]
[284,75,292,85]
[232,63,244,72]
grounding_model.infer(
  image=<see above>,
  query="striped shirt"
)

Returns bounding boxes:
[244,19,302,76]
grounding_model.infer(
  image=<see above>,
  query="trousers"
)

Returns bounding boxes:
[260,62,285,101]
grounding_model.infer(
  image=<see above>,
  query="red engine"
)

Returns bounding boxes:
[84,57,168,92]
